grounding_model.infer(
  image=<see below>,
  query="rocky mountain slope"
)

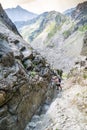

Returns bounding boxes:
[63,7,76,16]
[0,4,55,130]
[72,1,87,24]
[0,2,87,130]
[20,1,87,72]
[21,11,67,43]
[25,24,87,130]
[0,4,20,35]
[5,5,38,22]
[25,56,87,130]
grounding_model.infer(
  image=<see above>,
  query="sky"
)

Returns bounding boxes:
[0,0,86,14]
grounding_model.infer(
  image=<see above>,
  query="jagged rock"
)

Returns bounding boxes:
[23,59,32,70]
[72,1,87,21]
[22,50,33,61]
[14,50,23,60]
[81,32,87,56]
[0,4,55,130]
[0,39,15,67]
[80,60,86,67]
[40,68,51,78]
[28,122,36,128]
[0,91,6,106]
[32,115,40,122]
[0,4,20,35]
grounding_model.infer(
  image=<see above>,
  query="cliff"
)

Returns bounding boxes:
[0,4,20,35]
[0,4,55,130]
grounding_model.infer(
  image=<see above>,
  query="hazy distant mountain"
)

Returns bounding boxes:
[5,5,38,22]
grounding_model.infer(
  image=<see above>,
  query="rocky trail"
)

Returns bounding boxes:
[25,80,87,130]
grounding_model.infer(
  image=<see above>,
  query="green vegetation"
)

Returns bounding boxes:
[83,73,87,79]
[46,22,63,40]
[63,30,71,38]
[62,22,75,39]
[56,69,63,77]
[48,26,57,39]
[62,73,68,79]
[23,64,27,68]
[78,24,87,32]
[46,22,56,32]
[30,71,36,77]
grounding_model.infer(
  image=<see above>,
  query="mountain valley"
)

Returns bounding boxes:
[0,1,87,130]
[20,1,87,72]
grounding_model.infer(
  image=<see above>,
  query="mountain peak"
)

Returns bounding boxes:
[5,6,38,22]
[71,1,87,21]
[16,5,22,9]
[77,1,87,10]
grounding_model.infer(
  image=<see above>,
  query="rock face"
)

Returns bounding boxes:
[63,7,76,16]
[72,1,87,25]
[81,31,87,56]
[25,56,87,130]
[0,4,20,35]
[0,4,55,130]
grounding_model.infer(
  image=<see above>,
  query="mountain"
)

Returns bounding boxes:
[63,7,76,16]
[0,4,55,130]
[72,1,87,19]
[20,10,77,71]
[71,1,87,26]
[0,3,87,130]
[21,11,67,43]
[5,5,38,22]
[20,1,87,72]
[25,56,87,130]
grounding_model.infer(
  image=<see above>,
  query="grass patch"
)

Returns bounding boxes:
[83,73,87,79]
[23,63,27,68]
[62,73,68,79]
[63,30,71,38]
[48,26,57,39]
[46,22,63,40]
[78,24,87,32]
[30,71,36,77]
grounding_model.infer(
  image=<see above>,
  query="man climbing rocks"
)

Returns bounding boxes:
[51,75,62,91]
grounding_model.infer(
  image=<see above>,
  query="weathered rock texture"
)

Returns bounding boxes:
[0,4,20,35]
[71,1,87,26]
[0,4,55,130]
[81,31,87,56]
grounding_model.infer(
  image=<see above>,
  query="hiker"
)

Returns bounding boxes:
[51,75,62,91]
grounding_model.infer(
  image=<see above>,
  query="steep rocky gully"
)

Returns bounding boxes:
[0,4,56,130]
